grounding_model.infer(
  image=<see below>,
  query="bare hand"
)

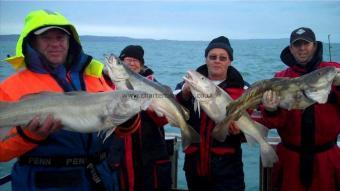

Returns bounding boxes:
[181,82,192,100]
[262,90,280,112]
[333,68,340,86]
[26,114,62,138]
[228,121,241,135]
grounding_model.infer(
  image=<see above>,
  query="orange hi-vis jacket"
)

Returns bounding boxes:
[0,68,141,162]
[0,67,109,161]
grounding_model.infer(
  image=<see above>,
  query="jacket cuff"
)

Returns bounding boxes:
[145,109,168,127]
[16,126,46,144]
[115,114,141,136]
[264,108,280,117]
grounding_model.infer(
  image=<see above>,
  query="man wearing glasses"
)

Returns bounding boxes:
[175,36,247,191]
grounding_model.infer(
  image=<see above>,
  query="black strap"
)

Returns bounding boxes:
[18,151,107,167]
[16,126,45,144]
[282,139,337,154]
[35,170,82,189]
[300,106,315,187]
[282,138,337,188]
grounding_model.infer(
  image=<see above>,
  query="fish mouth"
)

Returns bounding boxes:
[183,71,197,88]
[183,71,206,94]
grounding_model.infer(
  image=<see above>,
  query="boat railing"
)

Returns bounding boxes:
[2,135,338,191]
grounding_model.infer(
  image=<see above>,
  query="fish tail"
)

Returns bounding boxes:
[253,121,269,138]
[211,118,232,142]
[244,134,257,147]
[259,142,278,167]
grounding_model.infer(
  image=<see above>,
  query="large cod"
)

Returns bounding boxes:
[0,90,151,140]
[103,54,200,150]
[183,70,278,167]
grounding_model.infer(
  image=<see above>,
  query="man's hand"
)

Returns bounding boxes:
[333,68,340,86]
[26,114,62,138]
[181,82,192,100]
[228,121,241,135]
[262,90,280,112]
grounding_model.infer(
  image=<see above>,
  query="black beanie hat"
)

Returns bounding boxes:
[119,45,145,64]
[205,36,233,61]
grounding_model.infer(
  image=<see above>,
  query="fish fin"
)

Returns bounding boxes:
[125,79,134,90]
[180,124,200,151]
[103,127,117,142]
[154,109,165,117]
[242,117,269,147]
[253,121,269,138]
[180,105,190,121]
[193,99,201,118]
[304,85,332,104]
[259,142,279,167]
[18,91,64,101]
[100,114,127,133]
[211,118,232,142]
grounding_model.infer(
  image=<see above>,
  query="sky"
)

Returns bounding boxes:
[1,0,340,42]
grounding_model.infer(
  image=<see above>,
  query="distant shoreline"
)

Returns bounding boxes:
[0,34,293,43]
[2,34,339,44]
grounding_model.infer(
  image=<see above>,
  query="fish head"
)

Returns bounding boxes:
[104,54,129,81]
[183,70,216,101]
[301,67,337,103]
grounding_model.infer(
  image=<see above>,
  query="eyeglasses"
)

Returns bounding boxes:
[208,55,229,62]
[124,58,140,64]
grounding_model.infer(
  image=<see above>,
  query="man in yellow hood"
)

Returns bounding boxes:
[0,9,140,191]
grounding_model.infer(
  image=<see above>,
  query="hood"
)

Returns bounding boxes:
[140,65,154,77]
[196,64,244,88]
[280,41,323,74]
[5,9,81,70]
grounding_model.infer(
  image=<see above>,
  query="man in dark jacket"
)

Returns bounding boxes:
[175,36,247,191]
[108,45,172,191]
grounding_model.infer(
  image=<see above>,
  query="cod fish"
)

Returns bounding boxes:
[218,66,337,142]
[103,54,200,150]
[0,90,151,139]
[183,70,278,167]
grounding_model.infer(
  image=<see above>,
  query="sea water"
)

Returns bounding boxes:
[1,35,339,190]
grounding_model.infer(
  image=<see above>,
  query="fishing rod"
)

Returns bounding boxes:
[328,34,332,62]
